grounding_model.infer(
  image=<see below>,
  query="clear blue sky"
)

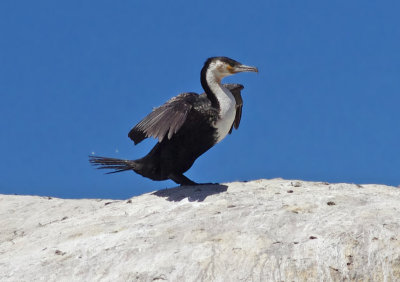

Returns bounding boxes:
[1,1,399,199]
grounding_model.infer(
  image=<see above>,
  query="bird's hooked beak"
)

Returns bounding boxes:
[232,64,258,73]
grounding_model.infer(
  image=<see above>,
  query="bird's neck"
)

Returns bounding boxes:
[201,68,227,110]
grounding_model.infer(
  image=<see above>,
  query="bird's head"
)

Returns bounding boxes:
[202,56,258,82]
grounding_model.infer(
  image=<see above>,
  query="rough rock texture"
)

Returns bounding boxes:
[1,179,400,281]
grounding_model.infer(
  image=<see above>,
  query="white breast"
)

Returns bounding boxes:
[213,86,236,143]
[204,65,237,143]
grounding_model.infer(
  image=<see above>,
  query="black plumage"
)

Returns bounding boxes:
[129,83,243,144]
[90,57,257,185]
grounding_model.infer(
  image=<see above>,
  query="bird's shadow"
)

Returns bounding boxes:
[152,184,228,202]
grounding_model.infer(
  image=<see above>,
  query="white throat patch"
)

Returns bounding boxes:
[206,69,236,143]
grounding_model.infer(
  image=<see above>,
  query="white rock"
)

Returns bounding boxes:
[1,179,400,281]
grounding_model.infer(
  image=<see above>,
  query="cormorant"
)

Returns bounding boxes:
[89,56,258,185]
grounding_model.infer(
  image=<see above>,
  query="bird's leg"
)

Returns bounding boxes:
[168,173,198,186]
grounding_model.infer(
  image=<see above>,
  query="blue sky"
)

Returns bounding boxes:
[1,1,399,199]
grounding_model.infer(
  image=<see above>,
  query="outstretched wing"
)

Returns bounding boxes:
[224,83,244,134]
[128,93,198,145]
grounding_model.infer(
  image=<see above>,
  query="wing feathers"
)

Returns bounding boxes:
[129,93,195,144]
[129,84,244,144]
[223,83,244,133]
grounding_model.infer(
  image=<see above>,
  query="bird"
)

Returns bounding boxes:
[89,56,258,186]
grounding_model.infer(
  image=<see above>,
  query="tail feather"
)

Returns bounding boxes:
[89,156,138,174]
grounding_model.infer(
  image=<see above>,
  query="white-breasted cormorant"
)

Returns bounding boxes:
[89,56,258,185]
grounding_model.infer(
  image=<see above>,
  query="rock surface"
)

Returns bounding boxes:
[1,179,400,281]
